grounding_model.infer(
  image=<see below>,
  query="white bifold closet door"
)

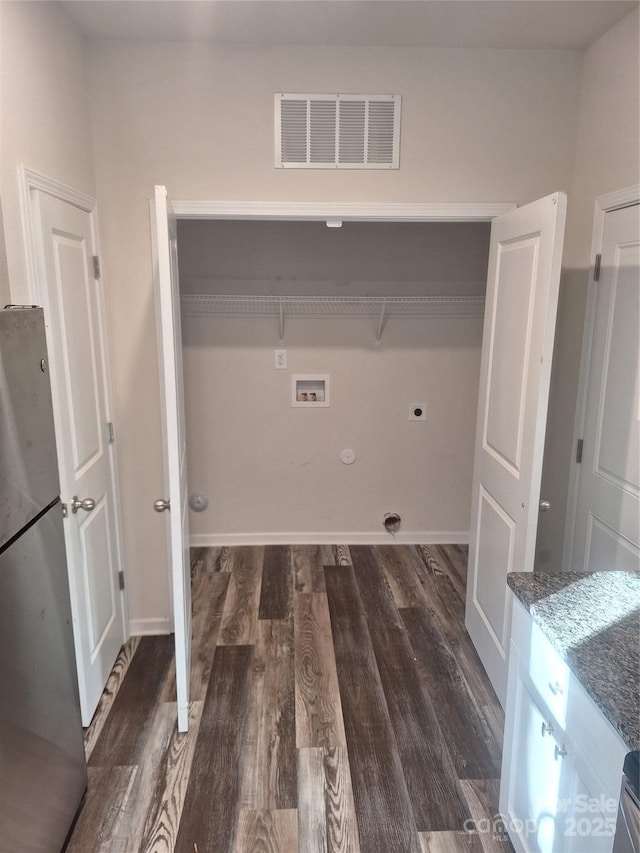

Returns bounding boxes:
[465,192,567,707]
[152,185,192,733]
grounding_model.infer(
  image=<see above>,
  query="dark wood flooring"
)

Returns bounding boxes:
[67,544,513,853]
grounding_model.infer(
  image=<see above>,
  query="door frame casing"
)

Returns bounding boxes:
[18,164,129,641]
[563,183,640,572]
[172,200,515,222]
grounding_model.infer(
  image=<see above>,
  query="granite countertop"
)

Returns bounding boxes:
[507,570,640,750]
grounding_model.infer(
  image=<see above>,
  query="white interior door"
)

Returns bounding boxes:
[152,185,191,733]
[571,203,639,572]
[465,192,567,706]
[34,190,126,725]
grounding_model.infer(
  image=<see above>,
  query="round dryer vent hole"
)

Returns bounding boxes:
[383,512,401,534]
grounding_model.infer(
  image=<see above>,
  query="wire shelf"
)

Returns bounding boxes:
[181,293,485,344]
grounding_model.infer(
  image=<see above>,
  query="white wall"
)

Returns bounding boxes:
[87,41,583,624]
[179,220,489,541]
[184,317,483,542]
[0,1,96,306]
[177,220,490,296]
[536,8,640,572]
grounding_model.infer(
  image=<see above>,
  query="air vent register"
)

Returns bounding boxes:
[275,94,401,169]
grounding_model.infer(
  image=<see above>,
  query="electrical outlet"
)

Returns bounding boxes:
[275,350,287,369]
[409,403,427,421]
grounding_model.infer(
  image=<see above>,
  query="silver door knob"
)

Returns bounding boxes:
[70,496,96,514]
[153,498,170,513]
[539,499,551,512]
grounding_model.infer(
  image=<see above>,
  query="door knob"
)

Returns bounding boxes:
[153,498,170,513]
[70,496,96,514]
[539,499,551,512]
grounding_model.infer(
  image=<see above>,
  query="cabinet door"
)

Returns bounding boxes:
[560,745,618,853]
[502,665,569,853]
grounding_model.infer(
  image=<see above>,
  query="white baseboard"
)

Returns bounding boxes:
[190,531,469,547]
[129,617,173,636]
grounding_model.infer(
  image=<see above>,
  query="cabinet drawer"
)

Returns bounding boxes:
[511,597,571,725]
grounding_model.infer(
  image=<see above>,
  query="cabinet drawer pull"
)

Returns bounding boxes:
[554,744,568,760]
[548,680,563,696]
[541,721,554,736]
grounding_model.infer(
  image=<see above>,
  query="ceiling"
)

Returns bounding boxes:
[61,0,638,49]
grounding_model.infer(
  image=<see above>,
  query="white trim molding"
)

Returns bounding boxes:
[129,617,173,636]
[172,200,515,222]
[562,183,640,572]
[18,165,96,304]
[191,531,470,547]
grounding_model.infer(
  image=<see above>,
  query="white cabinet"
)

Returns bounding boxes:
[500,596,627,853]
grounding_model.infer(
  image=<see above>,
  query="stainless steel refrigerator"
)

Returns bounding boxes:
[0,307,87,851]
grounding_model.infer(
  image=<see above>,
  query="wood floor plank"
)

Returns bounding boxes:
[460,780,514,853]
[259,545,293,620]
[297,746,361,853]
[241,620,297,810]
[219,546,264,645]
[190,545,222,574]
[419,832,484,853]
[349,547,471,833]
[138,701,205,853]
[377,544,433,609]
[479,703,505,758]
[108,701,178,852]
[88,635,174,767]
[332,545,352,566]
[401,607,500,780]
[219,545,234,572]
[325,562,422,853]
[291,545,335,593]
[420,572,504,735]
[417,544,450,579]
[431,545,468,600]
[235,809,299,853]
[297,748,327,853]
[84,635,140,761]
[65,766,137,852]
[175,645,254,853]
[160,570,230,703]
[324,746,361,853]
[190,570,230,699]
[294,593,346,749]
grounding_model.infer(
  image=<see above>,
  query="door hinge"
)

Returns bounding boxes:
[593,254,601,282]
[576,438,584,464]
[93,255,101,279]
[118,570,125,591]
[107,422,115,443]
